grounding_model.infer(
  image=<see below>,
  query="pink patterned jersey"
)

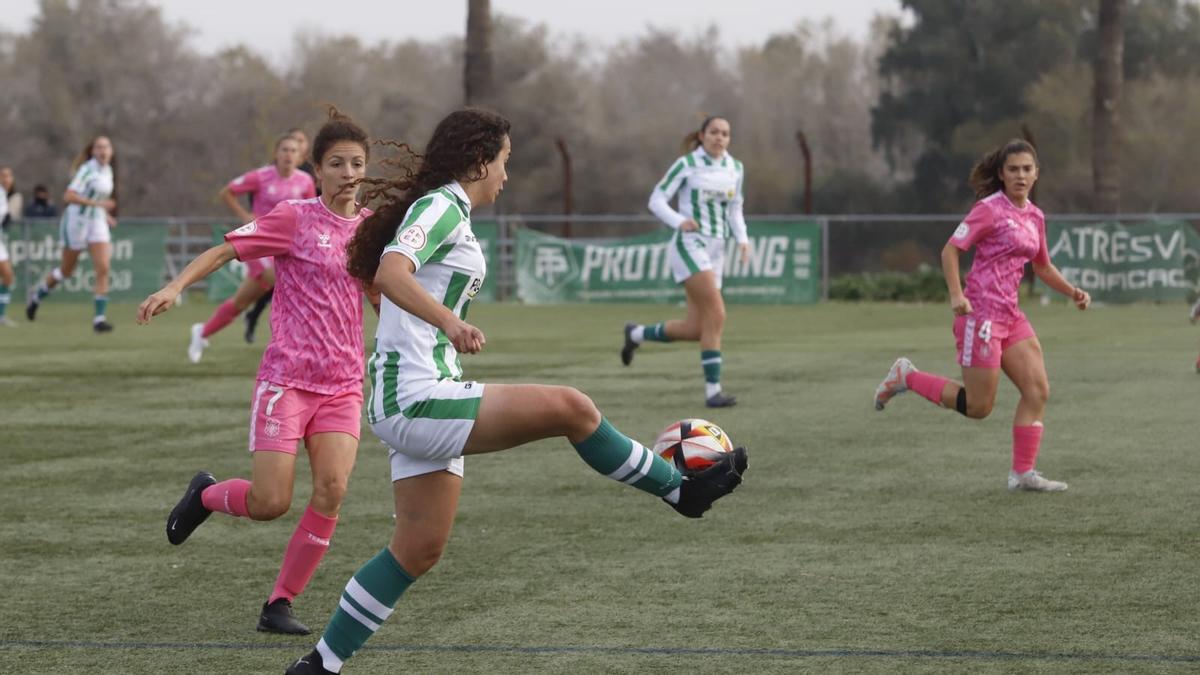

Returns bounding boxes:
[225,198,372,395]
[227,165,317,220]
[949,191,1050,321]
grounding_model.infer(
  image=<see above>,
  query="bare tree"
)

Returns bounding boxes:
[1092,0,1124,213]
[464,0,494,105]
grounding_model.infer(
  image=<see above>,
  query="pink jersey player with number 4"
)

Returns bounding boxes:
[873,139,1091,493]
[137,110,376,636]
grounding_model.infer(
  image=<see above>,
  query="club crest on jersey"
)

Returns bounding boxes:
[232,221,257,236]
[953,223,970,239]
[317,232,332,248]
[398,226,426,250]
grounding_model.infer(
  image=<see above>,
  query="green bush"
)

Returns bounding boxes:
[828,264,949,302]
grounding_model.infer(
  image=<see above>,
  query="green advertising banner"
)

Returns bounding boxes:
[10,220,167,301]
[208,221,499,303]
[516,222,820,304]
[471,221,498,303]
[1039,222,1200,303]
[207,223,246,302]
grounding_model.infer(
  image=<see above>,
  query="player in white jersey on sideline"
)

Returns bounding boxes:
[26,135,118,332]
[285,108,748,675]
[621,116,750,407]
[0,171,14,326]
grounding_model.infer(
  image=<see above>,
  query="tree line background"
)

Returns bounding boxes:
[1,0,1198,219]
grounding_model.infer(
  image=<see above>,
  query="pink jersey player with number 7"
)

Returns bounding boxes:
[136,109,376,636]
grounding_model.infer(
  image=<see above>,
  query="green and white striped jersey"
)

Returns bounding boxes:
[367,181,487,423]
[649,146,748,242]
[63,158,114,224]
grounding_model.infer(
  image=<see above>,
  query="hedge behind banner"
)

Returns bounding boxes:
[516,222,821,304]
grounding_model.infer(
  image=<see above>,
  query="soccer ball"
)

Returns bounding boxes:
[652,418,734,472]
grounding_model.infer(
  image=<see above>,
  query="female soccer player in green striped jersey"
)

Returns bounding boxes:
[284,108,747,674]
[26,136,118,332]
[622,116,750,407]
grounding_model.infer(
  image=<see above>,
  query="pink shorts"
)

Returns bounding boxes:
[244,257,274,285]
[248,381,363,454]
[953,314,1037,368]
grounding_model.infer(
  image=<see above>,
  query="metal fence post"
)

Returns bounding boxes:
[820,217,830,302]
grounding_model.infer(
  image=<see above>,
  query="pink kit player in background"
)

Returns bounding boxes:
[188,134,317,363]
[137,111,375,636]
[874,139,1090,493]
[227,163,318,285]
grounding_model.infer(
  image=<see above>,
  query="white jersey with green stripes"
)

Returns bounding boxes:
[368,181,486,423]
[648,146,748,243]
[63,158,114,225]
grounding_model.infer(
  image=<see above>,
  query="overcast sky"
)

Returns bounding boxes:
[0,0,903,62]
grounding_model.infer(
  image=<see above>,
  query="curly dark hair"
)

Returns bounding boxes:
[968,139,1038,200]
[346,108,511,282]
[312,107,369,166]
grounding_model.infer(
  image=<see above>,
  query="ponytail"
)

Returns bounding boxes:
[968,139,1038,199]
[680,116,725,154]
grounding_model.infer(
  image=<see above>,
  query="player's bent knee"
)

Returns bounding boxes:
[310,476,348,511]
[966,402,993,419]
[393,538,447,577]
[560,387,601,435]
[248,494,291,521]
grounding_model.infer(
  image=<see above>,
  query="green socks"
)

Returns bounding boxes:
[572,418,682,498]
[316,548,415,672]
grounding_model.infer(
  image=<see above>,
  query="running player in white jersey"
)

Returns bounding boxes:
[187,134,316,362]
[138,111,374,635]
[26,136,118,332]
[0,172,13,326]
[285,109,748,675]
[622,116,750,408]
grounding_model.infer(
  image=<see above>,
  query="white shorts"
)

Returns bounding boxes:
[60,213,110,250]
[371,379,485,482]
[669,231,725,288]
[0,234,7,263]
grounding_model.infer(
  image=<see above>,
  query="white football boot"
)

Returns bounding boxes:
[874,357,915,411]
[187,323,209,364]
[1007,469,1068,492]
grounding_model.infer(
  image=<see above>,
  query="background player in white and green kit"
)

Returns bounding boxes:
[623,116,750,408]
[286,109,748,675]
[26,135,119,332]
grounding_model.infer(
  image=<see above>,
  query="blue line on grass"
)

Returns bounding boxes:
[2,639,1199,664]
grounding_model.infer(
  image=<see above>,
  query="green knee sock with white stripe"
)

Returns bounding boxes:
[316,548,415,672]
[0,285,9,318]
[572,418,682,500]
[638,322,671,342]
[93,295,108,323]
[701,350,722,398]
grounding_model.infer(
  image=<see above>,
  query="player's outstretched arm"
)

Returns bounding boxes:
[1033,262,1090,310]
[137,242,239,324]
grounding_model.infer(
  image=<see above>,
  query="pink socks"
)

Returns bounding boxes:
[269,506,339,603]
[1012,423,1044,474]
[201,299,240,339]
[201,478,251,517]
[907,371,950,406]
[198,481,339,603]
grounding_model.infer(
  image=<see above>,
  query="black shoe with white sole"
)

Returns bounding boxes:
[166,471,216,545]
[668,446,748,519]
